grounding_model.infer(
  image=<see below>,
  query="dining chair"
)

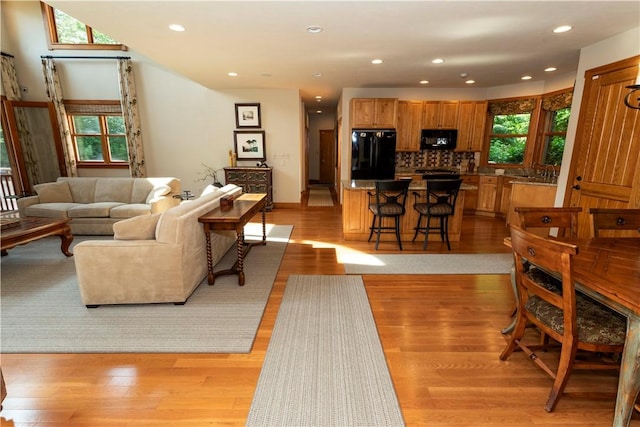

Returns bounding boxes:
[412,178,462,250]
[367,179,411,250]
[515,206,582,238]
[500,225,627,412]
[588,208,640,237]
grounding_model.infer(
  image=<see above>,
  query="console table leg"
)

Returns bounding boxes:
[237,229,245,286]
[261,209,267,244]
[205,230,215,285]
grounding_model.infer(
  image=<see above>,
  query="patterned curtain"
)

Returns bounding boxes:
[542,89,573,111]
[2,54,43,186]
[117,58,146,177]
[488,98,538,115]
[41,58,78,177]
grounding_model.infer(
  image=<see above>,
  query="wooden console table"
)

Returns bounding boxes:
[198,193,267,286]
[224,167,273,210]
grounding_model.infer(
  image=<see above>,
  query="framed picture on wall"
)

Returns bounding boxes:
[235,103,261,128]
[234,130,266,161]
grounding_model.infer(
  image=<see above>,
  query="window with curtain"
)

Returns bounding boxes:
[487,98,537,165]
[64,101,128,167]
[539,89,573,166]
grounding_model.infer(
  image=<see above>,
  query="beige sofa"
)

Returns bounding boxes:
[73,184,243,307]
[17,177,181,235]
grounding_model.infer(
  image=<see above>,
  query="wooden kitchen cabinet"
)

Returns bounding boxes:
[499,178,512,216]
[477,175,498,214]
[224,166,273,210]
[455,101,488,152]
[396,100,423,151]
[422,101,459,128]
[460,174,479,213]
[350,98,398,129]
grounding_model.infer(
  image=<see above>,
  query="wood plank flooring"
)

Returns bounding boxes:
[1,199,637,426]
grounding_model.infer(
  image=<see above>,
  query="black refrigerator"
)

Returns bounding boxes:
[351,129,397,179]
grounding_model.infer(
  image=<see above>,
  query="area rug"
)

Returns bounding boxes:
[246,275,404,427]
[307,186,334,206]
[342,253,513,275]
[0,223,292,353]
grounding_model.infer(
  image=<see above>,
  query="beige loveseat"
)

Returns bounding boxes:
[17,177,181,235]
[73,184,243,307]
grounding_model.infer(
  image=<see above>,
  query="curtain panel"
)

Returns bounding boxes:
[488,98,538,115]
[542,89,573,111]
[117,58,146,177]
[41,58,78,177]
[2,54,42,184]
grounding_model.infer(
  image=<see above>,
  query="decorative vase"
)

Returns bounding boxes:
[467,158,476,173]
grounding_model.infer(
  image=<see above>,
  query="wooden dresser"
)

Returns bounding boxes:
[224,167,273,210]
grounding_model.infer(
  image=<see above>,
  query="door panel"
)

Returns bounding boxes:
[567,56,640,237]
[319,129,335,185]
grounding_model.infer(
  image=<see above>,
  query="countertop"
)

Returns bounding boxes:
[394,168,558,186]
[342,179,478,191]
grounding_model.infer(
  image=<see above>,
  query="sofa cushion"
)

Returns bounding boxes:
[68,202,124,218]
[33,181,73,203]
[113,213,161,240]
[59,177,97,204]
[110,204,152,219]
[146,184,172,203]
[24,203,80,219]
[95,179,134,203]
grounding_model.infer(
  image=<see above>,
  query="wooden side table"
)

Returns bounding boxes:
[198,193,267,286]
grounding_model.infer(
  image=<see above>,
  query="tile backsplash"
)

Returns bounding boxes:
[396,150,476,170]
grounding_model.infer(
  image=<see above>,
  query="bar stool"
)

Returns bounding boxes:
[412,178,462,250]
[367,179,411,250]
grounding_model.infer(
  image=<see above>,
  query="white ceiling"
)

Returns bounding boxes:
[45,1,640,111]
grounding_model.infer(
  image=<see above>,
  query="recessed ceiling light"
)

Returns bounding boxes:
[521,75,532,80]
[544,67,557,72]
[316,99,322,103]
[306,26,323,33]
[316,110,323,114]
[419,80,429,85]
[315,95,322,99]
[432,58,445,64]
[553,25,572,33]
[371,59,383,65]
[228,72,238,77]
[312,72,323,78]
[465,79,475,84]
[169,24,185,32]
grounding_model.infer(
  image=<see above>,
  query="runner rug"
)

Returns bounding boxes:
[246,275,405,427]
[307,186,334,206]
[342,253,513,275]
[0,223,291,353]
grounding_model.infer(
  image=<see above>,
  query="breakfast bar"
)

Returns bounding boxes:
[342,179,473,244]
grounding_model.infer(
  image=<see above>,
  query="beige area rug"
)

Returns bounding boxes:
[342,253,513,275]
[246,275,405,427]
[0,223,291,353]
[307,186,334,206]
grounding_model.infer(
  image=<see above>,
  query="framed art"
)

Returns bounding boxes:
[234,130,266,161]
[235,103,261,128]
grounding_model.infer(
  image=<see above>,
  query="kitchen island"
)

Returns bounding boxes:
[342,179,473,244]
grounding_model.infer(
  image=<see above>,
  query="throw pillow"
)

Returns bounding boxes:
[113,213,161,240]
[145,184,172,204]
[34,181,73,203]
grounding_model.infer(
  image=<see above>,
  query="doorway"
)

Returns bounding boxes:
[319,129,335,186]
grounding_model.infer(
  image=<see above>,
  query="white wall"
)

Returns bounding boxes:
[1,1,303,203]
[555,26,640,206]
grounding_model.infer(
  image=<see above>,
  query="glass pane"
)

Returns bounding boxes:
[0,125,9,169]
[53,9,88,44]
[543,135,566,165]
[76,136,103,161]
[108,136,129,161]
[488,137,526,164]
[91,29,119,44]
[106,116,125,134]
[73,116,100,134]
[551,108,570,132]
[492,114,530,134]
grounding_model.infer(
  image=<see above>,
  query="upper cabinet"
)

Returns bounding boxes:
[396,100,423,151]
[350,98,398,129]
[422,101,459,128]
[455,101,488,152]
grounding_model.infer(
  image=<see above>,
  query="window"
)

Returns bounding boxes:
[65,101,128,167]
[541,107,570,165]
[488,113,531,165]
[42,3,126,51]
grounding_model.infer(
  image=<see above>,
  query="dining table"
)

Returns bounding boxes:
[502,236,640,427]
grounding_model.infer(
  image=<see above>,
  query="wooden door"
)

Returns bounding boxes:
[566,56,640,237]
[319,129,335,185]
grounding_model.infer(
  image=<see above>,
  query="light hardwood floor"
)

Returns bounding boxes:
[1,196,636,427]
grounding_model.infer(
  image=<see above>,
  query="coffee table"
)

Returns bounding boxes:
[1,217,73,257]
[198,193,267,286]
